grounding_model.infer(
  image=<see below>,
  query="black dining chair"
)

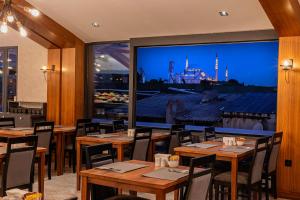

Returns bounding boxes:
[0,136,38,197]
[84,143,116,200]
[131,128,152,161]
[214,137,269,200]
[155,124,185,154]
[65,118,92,173]
[177,130,193,146]
[33,121,55,180]
[263,132,283,200]
[84,122,101,136]
[181,154,216,200]
[204,127,217,141]
[112,120,126,133]
[0,117,15,128]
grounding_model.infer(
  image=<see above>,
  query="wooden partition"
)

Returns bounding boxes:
[276,36,300,198]
[47,46,85,126]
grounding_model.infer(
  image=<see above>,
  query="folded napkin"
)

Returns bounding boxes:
[186,143,218,149]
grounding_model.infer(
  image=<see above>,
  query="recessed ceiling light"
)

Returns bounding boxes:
[91,22,100,28]
[219,11,229,16]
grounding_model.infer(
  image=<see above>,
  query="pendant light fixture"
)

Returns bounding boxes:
[0,0,40,37]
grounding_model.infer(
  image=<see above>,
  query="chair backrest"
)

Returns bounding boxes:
[76,119,92,136]
[0,117,15,128]
[84,143,114,169]
[112,120,125,132]
[33,121,54,155]
[248,137,269,185]
[84,123,101,136]
[168,124,185,154]
[266,132,283,173]
[204,127,216,141]
[177,130,192,146]
[183,155,216,200]
[131,128,152,161]
[2,136,38,193]
[31,116,46,127]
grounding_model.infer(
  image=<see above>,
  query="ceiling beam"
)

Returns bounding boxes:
[0,0,84,49]
[259,0,300,37]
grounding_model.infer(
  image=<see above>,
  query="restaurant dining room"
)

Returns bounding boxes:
[0,0,299,200]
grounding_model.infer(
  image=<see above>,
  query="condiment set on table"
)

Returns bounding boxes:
[155,154,179,168]
[222,137,246,146]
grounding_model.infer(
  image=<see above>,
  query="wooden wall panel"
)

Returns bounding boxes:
[47,49,61,124]
[74,41,85,121]
[277,36,300,198]
[259,0,300,37]
[61,48,76,126]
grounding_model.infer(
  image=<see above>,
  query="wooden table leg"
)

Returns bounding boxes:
[76,140,82,191]
[117,144,124,161]
[174,189,179,200]
[156,191,166,200]
[231,158,238,200]
[81,176,89,200]
[56,133,63,176]
[38,152,45,200]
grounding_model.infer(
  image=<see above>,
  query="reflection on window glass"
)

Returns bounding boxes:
[7,48,17,102]
[0,47,17,112]
[136,41,278,131]
[93,43,129,119]
[0,50,3,111]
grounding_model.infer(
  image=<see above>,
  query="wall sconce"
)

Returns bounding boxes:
[41,65,55,80]
[40,65,55,73]
[281,59,293,70]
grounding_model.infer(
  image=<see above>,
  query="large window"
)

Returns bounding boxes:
[0,47,17,112]
[136,41,278,130]
[92,43,129,119]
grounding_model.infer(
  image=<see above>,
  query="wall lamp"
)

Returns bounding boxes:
[40,65,55,73]
[281,59,293,70]
[41,65,55,81]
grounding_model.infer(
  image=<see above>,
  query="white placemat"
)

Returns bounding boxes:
[97,162,148,173]
[219,146,253,153]
[186,143,218,149]
[143,167,189,181]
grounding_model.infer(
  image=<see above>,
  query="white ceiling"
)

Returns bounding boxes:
[27,0,274,43]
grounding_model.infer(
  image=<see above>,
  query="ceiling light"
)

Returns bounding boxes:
[0,1,40,37]
[92,22,100,28]
[0,21,8,33]
[219,11,229,16]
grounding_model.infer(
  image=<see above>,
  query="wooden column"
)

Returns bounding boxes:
[47,44,85,126]
[276,36,300,198]
[47,49,62,124]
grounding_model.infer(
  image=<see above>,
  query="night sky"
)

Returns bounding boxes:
[137,41,279,87]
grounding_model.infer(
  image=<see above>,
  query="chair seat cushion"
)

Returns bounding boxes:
[214,171,248,185]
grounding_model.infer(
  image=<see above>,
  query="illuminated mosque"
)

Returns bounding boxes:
[168,54,229,84]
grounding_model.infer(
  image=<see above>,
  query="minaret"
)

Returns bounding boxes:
[185,56,189,71]
[225,65,229,81]
[215,53,219,81]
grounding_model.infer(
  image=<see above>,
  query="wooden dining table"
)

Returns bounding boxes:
[0,145,47,200]
[174,140,256,200]
[80,160,189,200]
[0,126,76,176]
[76,131,170,190]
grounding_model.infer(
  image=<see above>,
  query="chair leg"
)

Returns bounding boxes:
[48,154,52,180]
[258,183,262,200]
[265,176,270,200]
[72,150,76,173]
[214,184,219,200]
[221,186,225,200]
[209,184,213,200]
[228,187,231,200]
[272,173,277,199]
[68,152,72,167]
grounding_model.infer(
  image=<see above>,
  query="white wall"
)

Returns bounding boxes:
[0,27,47,102]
